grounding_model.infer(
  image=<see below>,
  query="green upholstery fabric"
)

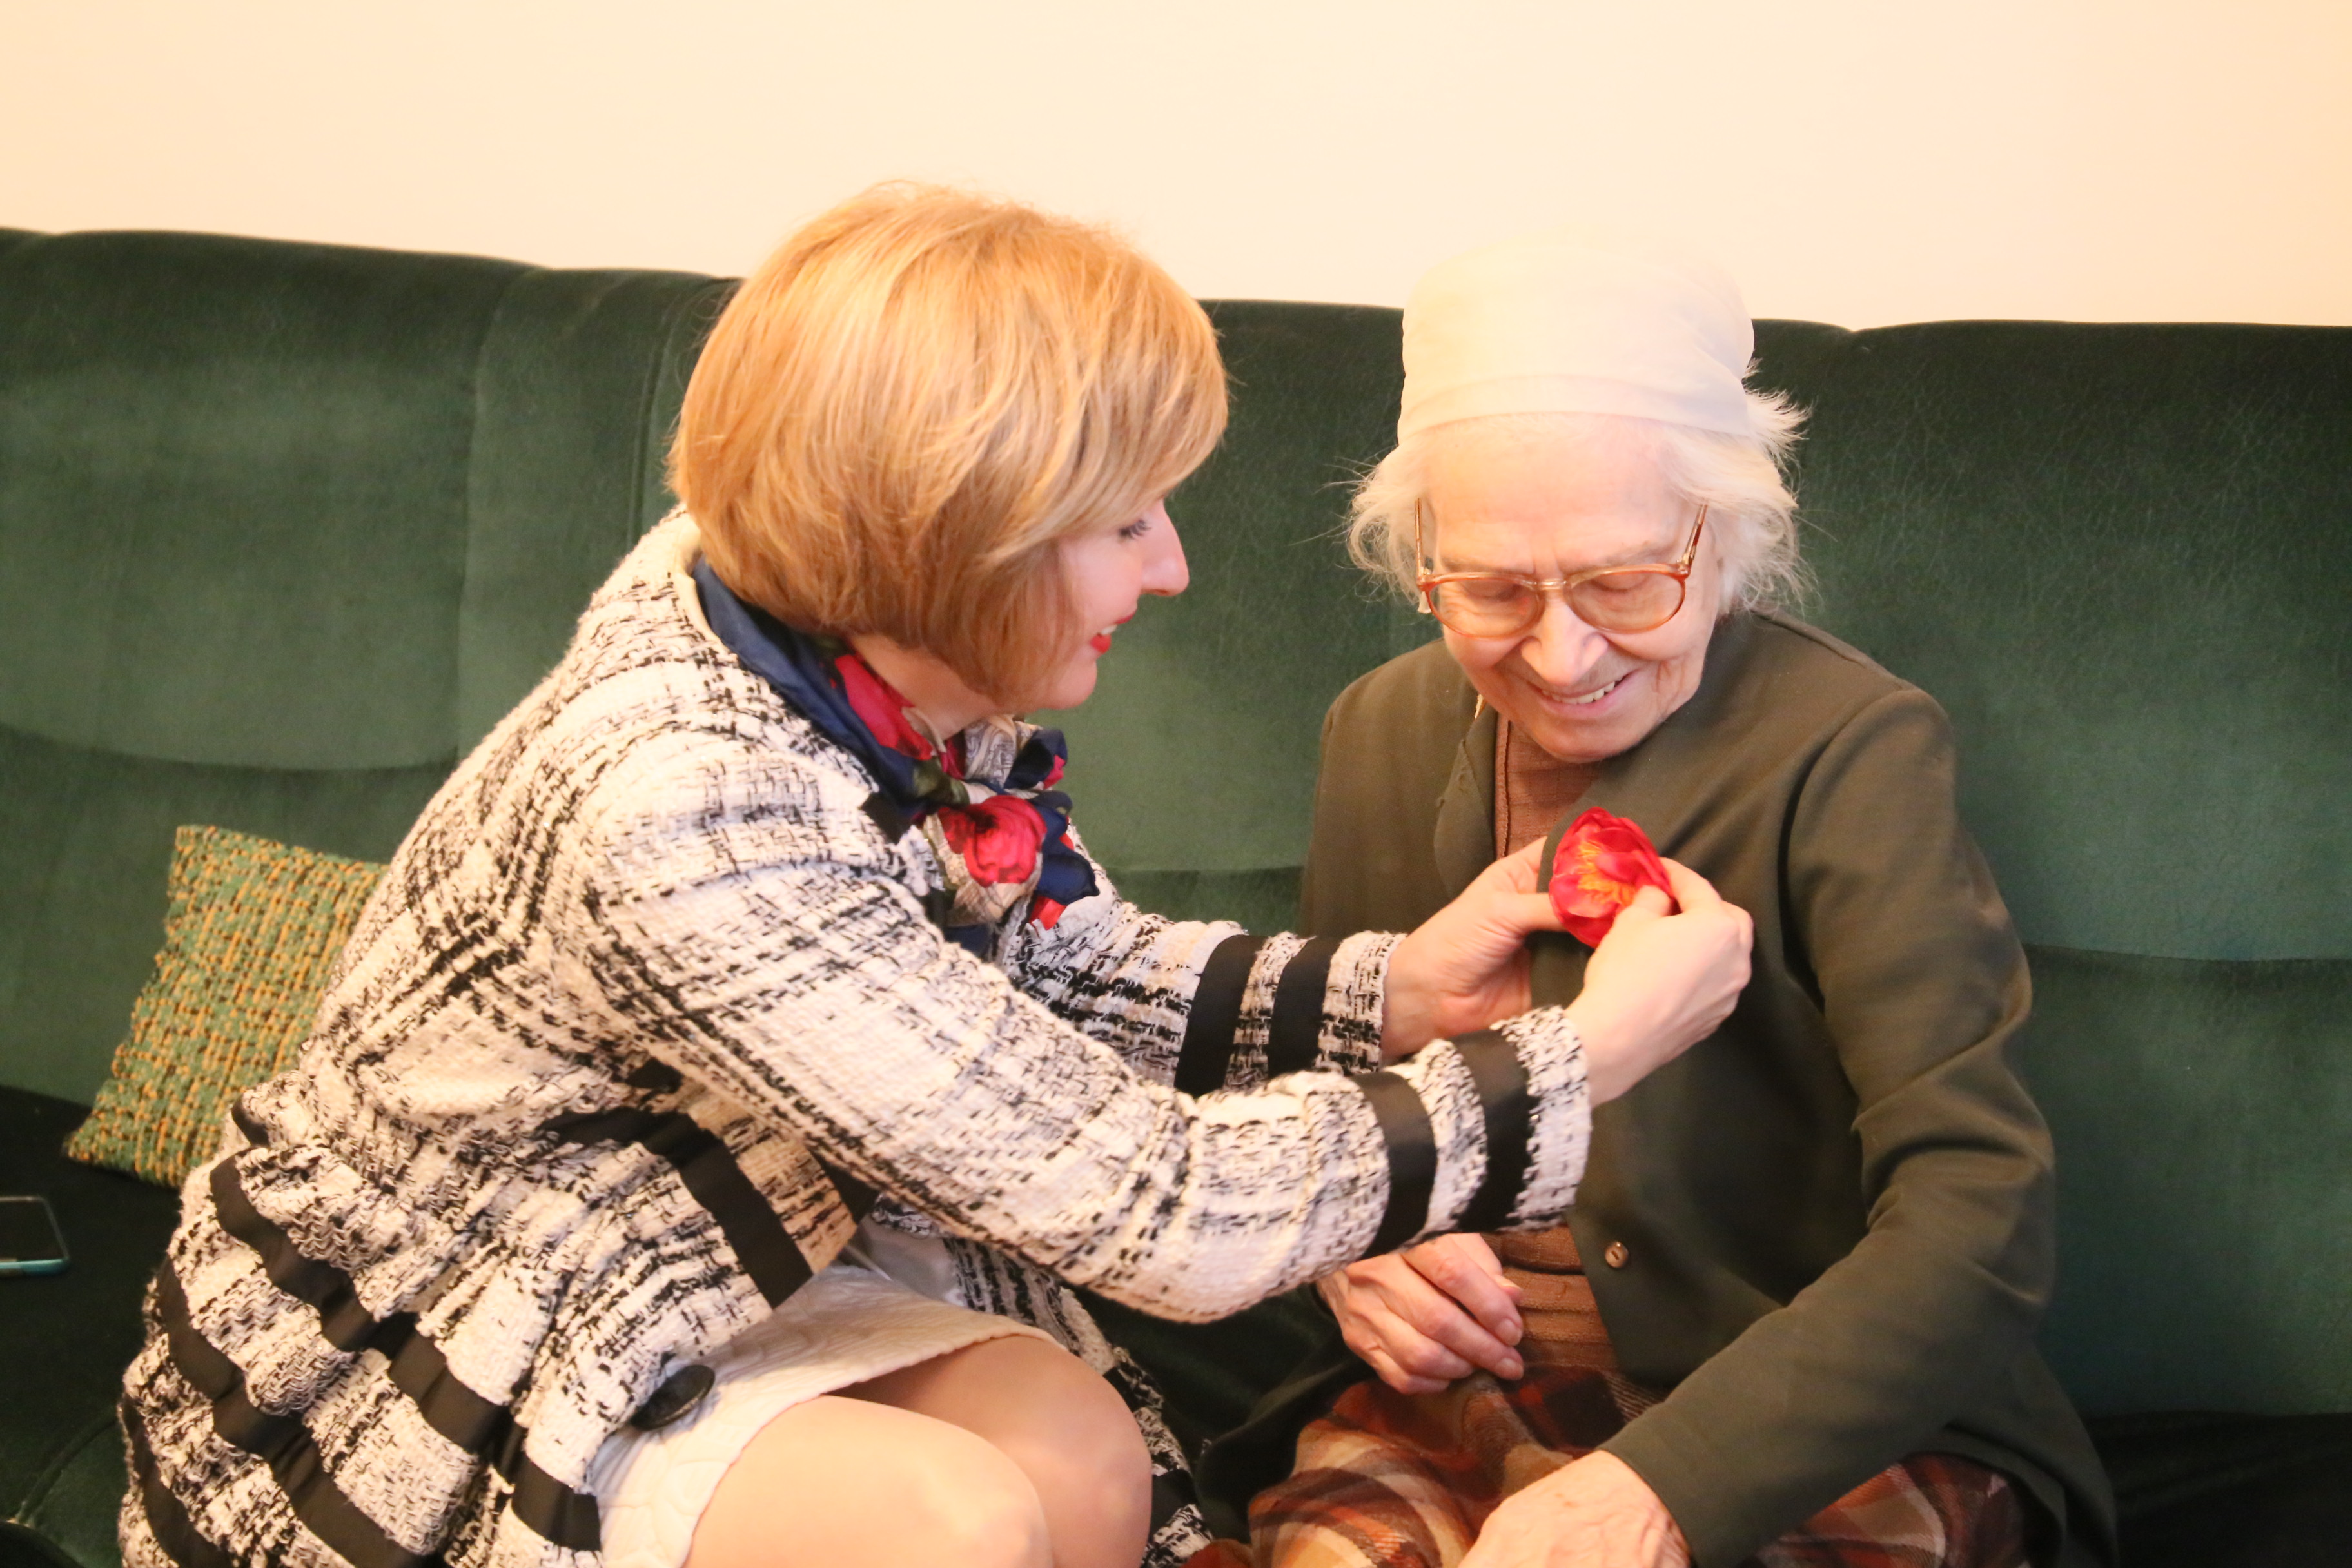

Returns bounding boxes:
[1751,320,2351,962]
[0,231,722,1106]
[455,267,735,745]
[2018,946,2352,1415]
[0,232,512,770]
[2096,1410,2352,1566]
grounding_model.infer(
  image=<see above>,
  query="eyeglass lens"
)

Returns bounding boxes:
[1427,570,1685,636]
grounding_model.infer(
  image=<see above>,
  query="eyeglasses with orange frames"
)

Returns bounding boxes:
[1414,500,1708,638]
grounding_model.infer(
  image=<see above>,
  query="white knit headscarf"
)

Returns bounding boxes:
[1398,228,1756,442]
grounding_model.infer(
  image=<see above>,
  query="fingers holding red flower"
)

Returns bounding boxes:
[1381,838,1572,1060]
[1567,856,1753,1103]
[1550,808,1675,945]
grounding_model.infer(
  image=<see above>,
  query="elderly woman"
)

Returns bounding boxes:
[117,191,1753,1568]
[1220,233,2114,1568]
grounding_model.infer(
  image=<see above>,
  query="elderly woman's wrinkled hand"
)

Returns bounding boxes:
[1317,1233,1525,1394]
[1460,1452,1691,1568]
[1380,838,1567,1060]
[1568,859,1752,1104]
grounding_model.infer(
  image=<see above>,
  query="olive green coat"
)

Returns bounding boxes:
[1300,612,2115,1568]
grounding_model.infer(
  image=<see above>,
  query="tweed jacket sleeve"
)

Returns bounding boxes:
[574,718,1592,1324]
[1003,832,1397,1092]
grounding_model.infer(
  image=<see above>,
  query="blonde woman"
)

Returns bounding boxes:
[117,190,1750,1568]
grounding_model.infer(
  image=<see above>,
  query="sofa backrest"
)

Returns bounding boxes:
[1,227,2344,1418]
[1753,320,2351,1417]
[0,228,730,1108]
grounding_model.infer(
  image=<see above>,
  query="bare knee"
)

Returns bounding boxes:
[1022,1351,1152,1505]
[965,1342,1152,1566]
[685,1396,1050,1568]
[849,1336,1152,1568]
[894,1433,1054,1568]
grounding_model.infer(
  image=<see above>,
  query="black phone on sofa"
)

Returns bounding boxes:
[0,1194,69,1275]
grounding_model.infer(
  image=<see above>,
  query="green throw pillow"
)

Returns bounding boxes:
[64,825,386,1187]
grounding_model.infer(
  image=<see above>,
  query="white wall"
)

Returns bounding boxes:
[4,0,2347,328]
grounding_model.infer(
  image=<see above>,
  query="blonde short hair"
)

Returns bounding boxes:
[672,184,1227,701]
[1348,394,1810,614]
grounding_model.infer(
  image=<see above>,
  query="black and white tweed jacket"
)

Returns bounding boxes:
[120,516,1594,1568]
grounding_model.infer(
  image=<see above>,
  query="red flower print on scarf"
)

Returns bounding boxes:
[1550,808,1674,945]
[834,655,936,762]
[939,796,1050,885]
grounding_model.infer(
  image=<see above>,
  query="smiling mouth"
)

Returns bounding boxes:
[1538,672,1629,709]
[1088,622,1122,654]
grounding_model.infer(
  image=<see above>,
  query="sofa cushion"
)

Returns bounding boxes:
[0,1090,182,1568]
[2017,945,2352,1413]
[2094,1410,2352,1568]
[65,827,384,1188]
[0,723,443,1106]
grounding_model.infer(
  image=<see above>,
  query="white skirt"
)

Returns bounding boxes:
[590,1242,1056,1568]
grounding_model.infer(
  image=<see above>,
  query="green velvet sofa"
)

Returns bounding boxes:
[2,226,2345,1568]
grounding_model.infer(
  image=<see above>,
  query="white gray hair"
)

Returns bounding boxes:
[1346,388,1810,612]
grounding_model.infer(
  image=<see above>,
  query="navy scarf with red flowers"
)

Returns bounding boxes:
[694,560,1097,954]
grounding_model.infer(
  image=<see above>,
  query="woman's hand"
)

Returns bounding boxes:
[1567,859,1752,1103]
[1382,839,1564,1059]
[1317,1233,1525,1394]
[1460,1453,1690,1568]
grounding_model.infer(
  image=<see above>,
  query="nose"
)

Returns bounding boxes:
[1514,592,1611,686]
[1141,503,1189,597]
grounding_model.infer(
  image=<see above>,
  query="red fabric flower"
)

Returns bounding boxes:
[939,796,1050,885]
[1549,808,1674,946]
[834,655,935,761]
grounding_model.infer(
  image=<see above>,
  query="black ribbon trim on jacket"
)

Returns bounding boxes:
[1175,934,1266,1096]
[1448,1030,1533,1234]
[1267,937,1340,1080]
[492,1427,606,1554]
[207,1156,603,1551]
[230,1093,269,1148]
[210,1157,378,1351]
[1150,1468,1200,1536]
[815,1157,881,1224]
[1351,1071,1437,1256]
[861,790,914,843]
[122,1396,237,1568]
[546,1108,814,1306]
[154,1259,451,1568]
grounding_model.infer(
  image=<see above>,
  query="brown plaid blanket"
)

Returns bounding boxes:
[1185,1364,2027,1568]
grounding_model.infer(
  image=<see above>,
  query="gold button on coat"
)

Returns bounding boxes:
[1603,1240,1631,1269]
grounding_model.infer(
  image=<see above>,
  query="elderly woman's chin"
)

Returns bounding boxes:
[1451,624,1717,765]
